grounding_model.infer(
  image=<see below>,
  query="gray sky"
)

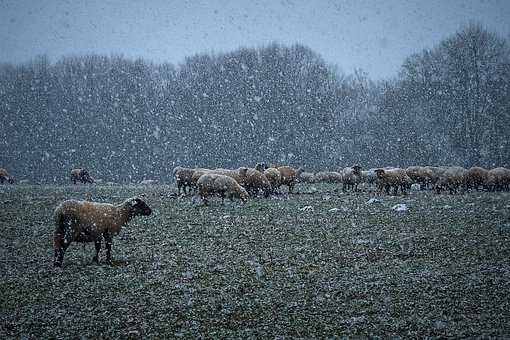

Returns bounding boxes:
[1,0,509,79]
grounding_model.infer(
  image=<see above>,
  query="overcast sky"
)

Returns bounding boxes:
[1,0,509,79]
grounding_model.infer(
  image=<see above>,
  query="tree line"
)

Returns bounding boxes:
[1,23,509,182]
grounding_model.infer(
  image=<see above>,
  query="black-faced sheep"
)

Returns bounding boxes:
[70,168,94,184]
[53,196,152,267]
[297,171,316,184]
[435,166,467,194]
[314,171,343,184]
[173,166,196,194]
[464,167,489,191]
[360,169,378,191]
[406,166,434,190]
[487,167,510,191]
[341,165,363,192]
[264,167,282,193]
[254,163,268,172]
[277,166,303,193]
[0,168,15,184]
[425,166,449,186]
[239,168,272,197]
[197,173,248,204]
[374,168,410,195]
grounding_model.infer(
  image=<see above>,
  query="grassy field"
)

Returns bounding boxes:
[1,183,510,338]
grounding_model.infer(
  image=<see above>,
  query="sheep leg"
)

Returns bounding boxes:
[93,239,102,263]
[54,236,70,267]
[104,233,113,264]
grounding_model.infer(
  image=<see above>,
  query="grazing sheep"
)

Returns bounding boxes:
[173,166,196,195]
[425,166,448,186]
[464,167,489,191]
[406,166,434,190]
[197,173,248,205]
[314,171,343,184]
[53,196,152,267]
[0,168,15,184]
[360,169,378,191]
[435,166,467,194]
[374,168,410,195]
[70,168,94,184]
[264,167,282,193]
[239,168,272,197]
[213,168,245,185]
[487,167,510,191]
[277,166,303,193]
[297,171,316,184]
[191,168,213,189]
[341,165,363,192]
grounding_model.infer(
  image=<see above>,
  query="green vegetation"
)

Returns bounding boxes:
[1,184,509,338]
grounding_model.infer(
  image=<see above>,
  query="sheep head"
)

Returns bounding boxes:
[126,197,152,217]
[374,169,385,178]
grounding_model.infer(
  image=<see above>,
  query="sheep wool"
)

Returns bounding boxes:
[53,196,152,267]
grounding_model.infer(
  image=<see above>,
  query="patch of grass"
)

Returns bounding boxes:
[1,184,509,338]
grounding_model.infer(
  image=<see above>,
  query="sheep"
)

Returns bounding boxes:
[254,163,268,172]
[406,166,434,190]
[0,168,15,184]
[239,167,272,197]
[213,168,245,185]
[197,173,248,205]
[277,166,303,193]
[374,168,410,195]
[70,168,94,184]
[264,167,282,193]
[297,171,316,184]
[464,167,489,191]
[191,168,213,189]
[314,171,343,184]
[53,196,152,267]
[360,169,378,191]
[341,165,363,192]
[173,166,196,195]
[487,167,510,191]
[435,166,467,194]
[425,166,448,186]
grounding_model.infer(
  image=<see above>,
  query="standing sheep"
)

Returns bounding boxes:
[53,196,152,267]
[70,168,94,184]
[406,166,434,190]
[341,165,363,192]
[464,167,489,191]
[314,171,343,184]
[264,167,282,194]
[435,166,467,194]
[173,166,196,195]
[487,167,510,191]
[277,166,303,193]
[374,168,410,195]
[297,171,316,184]
[239,168,272,197]
[197,173,248,205]
[0,168,15,184]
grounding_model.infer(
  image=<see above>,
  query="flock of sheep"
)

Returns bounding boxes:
[1,163,509,268]
[173,164,510,201]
